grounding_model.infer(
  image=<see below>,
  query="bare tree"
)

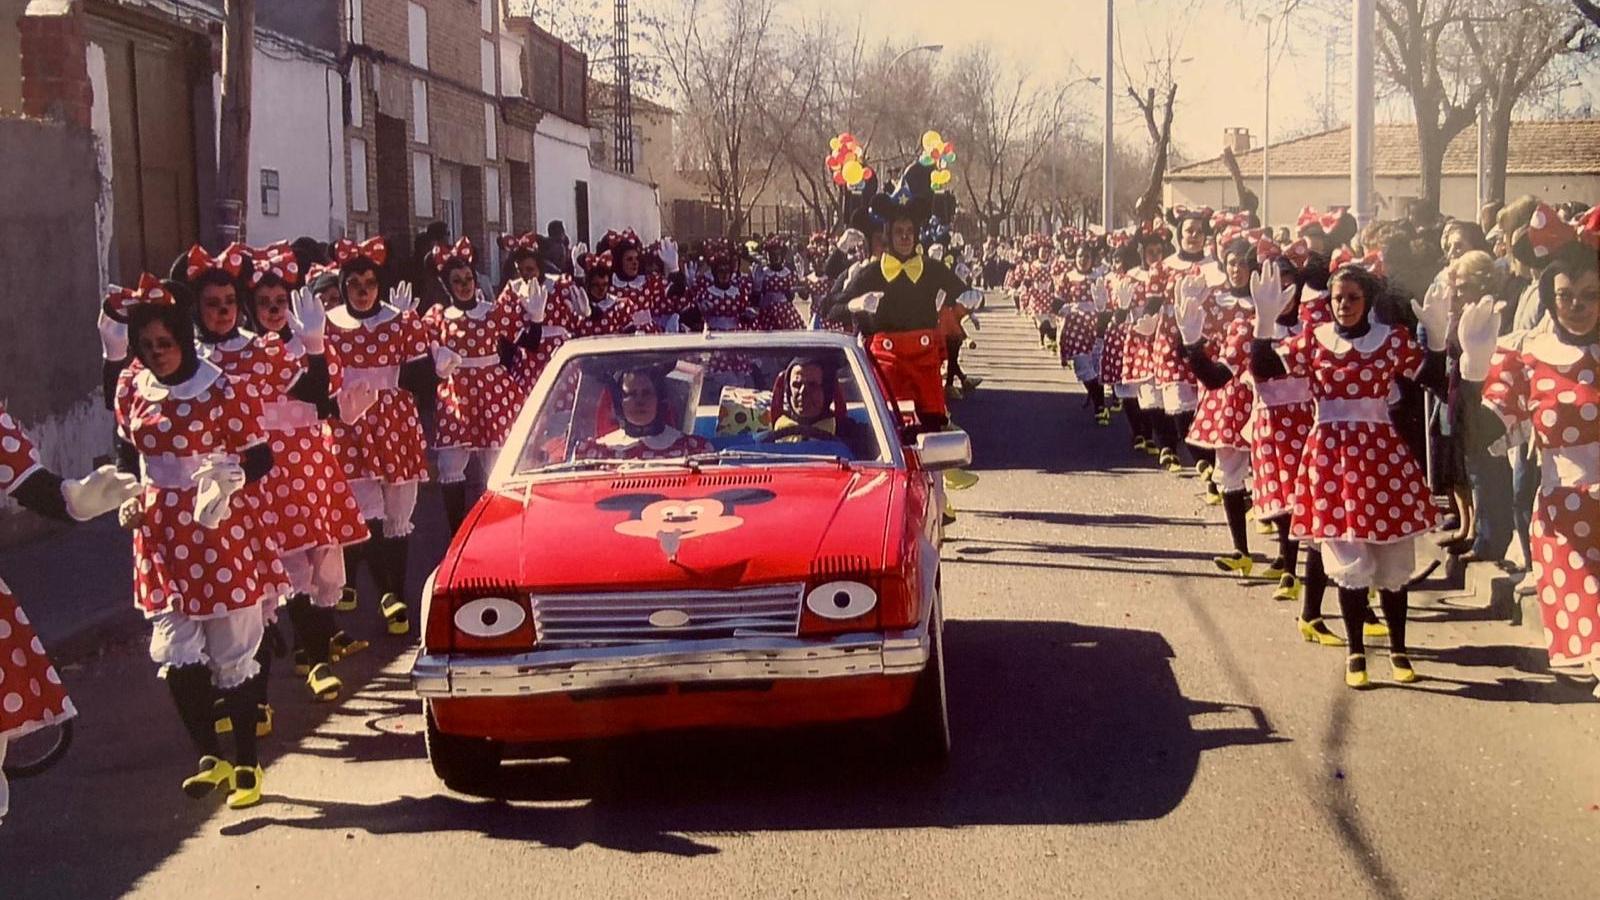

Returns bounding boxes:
[651,0,817,236]
[1575,0,1600,27]
[1117,19,1185,225]
[943,45,1065,237]
[1460,0,1595,204]
[523,0,664,94]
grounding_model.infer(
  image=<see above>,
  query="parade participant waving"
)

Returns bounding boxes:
[1181,238,1259,574]
[1059,241,1109,425]
[0,402,137,825]
[112,276,288,808]
[322,237,431,637]
[1153,207,1224,475]
[422,238,526,533]
[690,239,758,332]
[829,160,983,431]
[1460,241,1600,695]
[753,236,806,331]
[603,229,684,332]
[1251,260,1450,688]
[1123,225,1176,462]
[242,251,370,701]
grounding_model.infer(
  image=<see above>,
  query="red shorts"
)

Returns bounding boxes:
[868,329,947,420]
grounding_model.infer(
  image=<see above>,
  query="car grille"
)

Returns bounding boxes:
[529,583,806,647]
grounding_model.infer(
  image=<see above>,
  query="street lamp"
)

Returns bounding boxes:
[1102,0,1114,229]
[1052,75,1102,229]
[862,43,945,162]
[1257,13,1274,228]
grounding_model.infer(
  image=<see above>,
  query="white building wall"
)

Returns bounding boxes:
[535,116,661,244]
[245,50,346,242]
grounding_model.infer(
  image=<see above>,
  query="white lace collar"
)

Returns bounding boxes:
[136,360,222,403]
[327,303,398,331]
[612,273,648,291]
[1524,330,1594,368]
[1313,321,1391,354]
[443,301,491,322]
[596,426,684,450]
[198,330,256,357]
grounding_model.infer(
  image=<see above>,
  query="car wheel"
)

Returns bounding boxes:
[425,701,503,790]
[896,597,950,764]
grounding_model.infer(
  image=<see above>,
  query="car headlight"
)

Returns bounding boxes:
[453,597,527,639]
[805,581,878,620]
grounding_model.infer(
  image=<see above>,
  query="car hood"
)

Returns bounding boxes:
[444,467,902,593]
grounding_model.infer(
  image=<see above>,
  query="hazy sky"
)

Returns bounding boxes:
[800,0,1600,163]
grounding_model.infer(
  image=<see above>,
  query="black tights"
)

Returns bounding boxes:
[1124,398,1151,441]
[1301,549,1327,622]
[1338,587,1409,656]
[1152,411,1180,453]
[1273,518,1300,574]
[1221,490,1250,556]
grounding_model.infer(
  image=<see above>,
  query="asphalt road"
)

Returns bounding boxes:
[3,297,1598,899]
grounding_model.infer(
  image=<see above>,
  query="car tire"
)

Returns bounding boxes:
[896,597,950,765]
[425,701,503,790]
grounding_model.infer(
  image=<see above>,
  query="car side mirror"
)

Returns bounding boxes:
[912,430,971,471]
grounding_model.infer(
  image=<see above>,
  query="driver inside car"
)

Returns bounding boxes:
[574,365,714,460]
[768,356,870,459]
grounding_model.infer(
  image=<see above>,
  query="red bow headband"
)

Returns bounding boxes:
[248,246,302,288]
[185,242,251,280]
[429,236,475,272]
[1296,206,1345,236]
[105,273,174,316]
[1526,203,1577,259]
[498,231,540,254]
[1282,238,1311,269]
[579,250,614,277]
[331,236,388,267]
[1578,206,1600,251]
[1253,236,1283,264]
[1330,247,1386,278]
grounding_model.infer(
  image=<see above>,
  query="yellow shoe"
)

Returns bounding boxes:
[1194,460,1214,479]
[1273,575,1303,603]
[1363,619,1390,639]
[226,766,265,810]
[1258,563,1288,582]
[1095,409,1111,426]
[292,648,311,676]
[306,663,342,702]
[1143,443,1162,457]
[944,468,980,491]
[329,630,368,662]
[1390,653,1418,684]
[1202,482,1223,506]
[1298,617,1347,647]
[255,704,273,738]
[1345,654,1371,689]
[336,586,358,613]
[1132,437,1149,452]
[1159,450,1183,473]
[1254,519,1276,536]
[380,593,410,636]
[182,755,234,799]
[1212,552,1253,577]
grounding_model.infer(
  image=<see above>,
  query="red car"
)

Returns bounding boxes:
[411,331,970,786]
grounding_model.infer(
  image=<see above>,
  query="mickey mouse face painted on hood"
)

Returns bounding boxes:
[598,489,777,543]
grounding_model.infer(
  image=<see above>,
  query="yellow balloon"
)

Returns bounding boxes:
[830,137,843,152]
[842,158,864,184]
[922,130,943,152]
[931,169,952,185]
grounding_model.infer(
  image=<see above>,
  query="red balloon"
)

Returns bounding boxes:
[832,172,847,185]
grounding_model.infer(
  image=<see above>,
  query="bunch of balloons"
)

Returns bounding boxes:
[826,132,874,193]
[921,130,957,192]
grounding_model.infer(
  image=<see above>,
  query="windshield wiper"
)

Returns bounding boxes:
[535,458,629,474]
[685,449,851,468]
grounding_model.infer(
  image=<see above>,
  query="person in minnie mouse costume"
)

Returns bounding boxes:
[752,236,807,331]
[422,238,529,533]
[0,401,139,826]
[600,229,684,332]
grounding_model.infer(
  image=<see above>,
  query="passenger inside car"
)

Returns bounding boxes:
[573,365,714,460]
[766,356,873,459]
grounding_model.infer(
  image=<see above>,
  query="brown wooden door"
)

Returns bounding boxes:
[374,113,412,240]
[86,12,199,285]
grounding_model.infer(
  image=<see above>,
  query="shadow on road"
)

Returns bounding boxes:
[218,618,1285,856]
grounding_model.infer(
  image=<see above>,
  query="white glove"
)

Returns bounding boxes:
[289,286,327,353]
[1456,295,1505,382]
[928,245,945,261]
[192,454,246,530]
[118,495,144,531]
[957,289,984,310]
[572,242,590,273]
[517,278,549,323]
[338,379,380,424]
[61,465,140,522]
[1411,280,1451,352]
[98,308,128,361]
[837,228,866,254]
[630,308,653,329]
[1250,263,1287,339]
[847,291,885,316]
[658,238,680,273]
[1133,313,1161,337]
[1175,277,1208,345]
[565,283,592,319]
[432,345,463,378]
[1113,279,1135,311]
[388,281,417,314]
[1090,280,1110,312]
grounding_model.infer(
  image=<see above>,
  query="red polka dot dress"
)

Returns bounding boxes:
[1482,333,1600,667]
[1023,264,1056,319]
[1279,323,1435,543]
[510,277,580,393]
[116,363,292,620]
[1118,269,1173,385]
[424,298,526,451]
[693,279,757,331]
[1248,321,1316,522]
[612,273,678,332]
[1151,256,1221,395]
[206,334,368,555]
[0,405,76,742]
[1187,301,1256,450]
[573,429,715,460]
[324,306,431,484]
[1055,272,1099,358]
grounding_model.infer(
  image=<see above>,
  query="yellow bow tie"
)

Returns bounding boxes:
[880,253,925,284]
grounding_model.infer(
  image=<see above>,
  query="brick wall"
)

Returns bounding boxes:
[19,0,93,128]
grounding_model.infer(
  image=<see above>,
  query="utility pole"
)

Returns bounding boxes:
[217,0,254,245]
[1257,14,1272,227]
[613,0,634,174]
[1351,0,1374,227]
[1101,0,1114,229]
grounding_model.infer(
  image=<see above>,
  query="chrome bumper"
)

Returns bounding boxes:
[411,625,930,699]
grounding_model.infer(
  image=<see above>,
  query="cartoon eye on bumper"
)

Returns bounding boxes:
[453,597,526,638]
[805,581,878,620]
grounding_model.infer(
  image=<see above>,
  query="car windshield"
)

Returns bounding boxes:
[510,345,890,474]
